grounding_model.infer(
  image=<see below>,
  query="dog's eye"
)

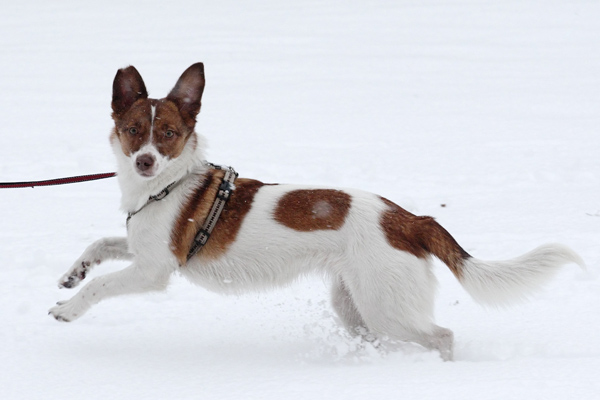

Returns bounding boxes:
[165,130,175,138]
[128,127,138,135]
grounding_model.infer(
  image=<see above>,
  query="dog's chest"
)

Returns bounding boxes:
[125,189,189,263]
[125,171,228,264]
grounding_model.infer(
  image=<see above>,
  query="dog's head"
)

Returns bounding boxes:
[110,63,205,179]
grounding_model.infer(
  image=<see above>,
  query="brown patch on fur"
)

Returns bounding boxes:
[379,197,470,278]
[274,189,351,232]
[170,170,220,265]
[170,174,265,265]
[111,98,195,158]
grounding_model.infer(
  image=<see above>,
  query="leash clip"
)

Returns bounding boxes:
[217,181,233,200]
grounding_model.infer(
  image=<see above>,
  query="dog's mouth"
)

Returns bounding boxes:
[136,169,156,178]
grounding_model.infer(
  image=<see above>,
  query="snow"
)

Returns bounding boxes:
[1,0,599,398]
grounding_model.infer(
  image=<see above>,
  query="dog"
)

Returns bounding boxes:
[49,62,584,361]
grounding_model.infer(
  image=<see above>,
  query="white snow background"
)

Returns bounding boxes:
[1,1,599,399]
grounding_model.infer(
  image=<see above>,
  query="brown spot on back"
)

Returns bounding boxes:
[379,197,470,278]
[274,189,351,232]
[170,173,265,265]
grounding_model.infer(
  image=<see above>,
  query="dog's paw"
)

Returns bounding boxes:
[48,300,80,322]
[58,260,95,289]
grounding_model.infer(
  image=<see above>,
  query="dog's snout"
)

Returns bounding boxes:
[136,154,155,172]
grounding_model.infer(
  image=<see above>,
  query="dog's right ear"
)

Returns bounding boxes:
[112,66,148,117]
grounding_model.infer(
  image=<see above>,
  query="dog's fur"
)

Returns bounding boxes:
[49,63,584,361]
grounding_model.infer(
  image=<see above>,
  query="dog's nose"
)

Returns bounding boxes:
[136,154,155,172]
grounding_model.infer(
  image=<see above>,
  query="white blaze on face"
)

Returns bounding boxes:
[132,104,169,178]
[149,104,156,140]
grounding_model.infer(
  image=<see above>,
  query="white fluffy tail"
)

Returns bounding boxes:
[458,243,585,307]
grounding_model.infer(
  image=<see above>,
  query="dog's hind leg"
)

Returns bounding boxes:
[58,237,132,289]
[344,253,455,360]
[406,325,455,361]
[50,261,172,322]
[331,278,370,337]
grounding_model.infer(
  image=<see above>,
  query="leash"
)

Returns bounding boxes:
[3,163,237,262]
[0,172,116,189]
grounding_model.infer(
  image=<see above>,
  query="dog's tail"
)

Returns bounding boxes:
[457,243,584,306]
[421,221,585,307]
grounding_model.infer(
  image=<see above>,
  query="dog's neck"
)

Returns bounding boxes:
[112,133,209,213]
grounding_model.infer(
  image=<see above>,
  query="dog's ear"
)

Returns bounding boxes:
[166,63,205,129]
[112,66,148,117]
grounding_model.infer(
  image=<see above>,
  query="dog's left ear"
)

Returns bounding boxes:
[167,63,205,129]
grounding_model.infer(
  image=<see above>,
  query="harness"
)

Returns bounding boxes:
[126,162,238,262]
[187,163,238,261]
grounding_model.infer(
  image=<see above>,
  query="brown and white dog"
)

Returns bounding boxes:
[49,63,584,361]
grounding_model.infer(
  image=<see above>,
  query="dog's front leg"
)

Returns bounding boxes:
[49,261,173,322]
[58,237,132,289]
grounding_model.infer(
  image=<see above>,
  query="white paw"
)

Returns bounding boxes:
[58,259,97,289]
[48,299,83,322]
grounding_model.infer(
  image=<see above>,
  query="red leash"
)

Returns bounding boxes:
[0,172,117,189]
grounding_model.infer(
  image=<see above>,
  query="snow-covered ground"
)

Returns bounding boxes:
[1,1,599,398]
